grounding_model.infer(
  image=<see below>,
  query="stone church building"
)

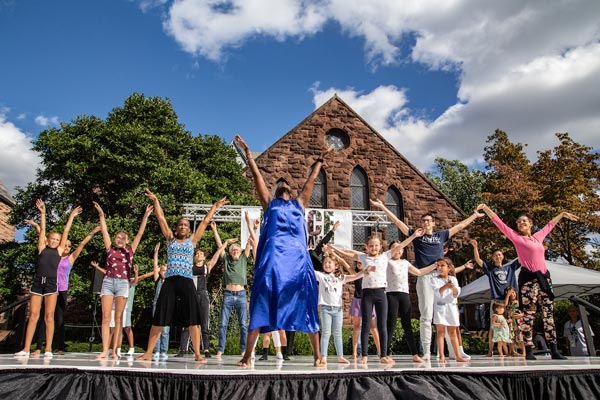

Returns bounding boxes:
[0,181,16,243]
[241,95,467,324]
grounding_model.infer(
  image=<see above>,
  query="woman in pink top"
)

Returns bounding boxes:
[477,203,578,360]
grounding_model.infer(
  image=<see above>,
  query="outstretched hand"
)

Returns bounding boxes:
[35,199,45,213]
[369,198,384,209]
[469,239,478,247]
[234,135,250,154]
[215,197,228,208]
[562,212,579,221]
[145,188,157,202]
[144,204,154,217]
[413,228,425,237]
[70,205,83,218]
[92,201,104,217]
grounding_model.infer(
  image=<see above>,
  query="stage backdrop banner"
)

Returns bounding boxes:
[240,207,262,249]
[305,208,352,250]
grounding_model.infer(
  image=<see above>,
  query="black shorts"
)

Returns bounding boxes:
[153,276,201,327]
[30,275,58,296]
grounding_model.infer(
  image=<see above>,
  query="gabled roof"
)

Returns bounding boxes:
[255,94,465,215]
[0,181,15,207]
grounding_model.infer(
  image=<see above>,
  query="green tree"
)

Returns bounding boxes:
[0,94,254,315]
[426,158,487,213]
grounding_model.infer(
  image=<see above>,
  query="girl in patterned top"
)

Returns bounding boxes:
[93,201,153,360]
[137,189,226,362]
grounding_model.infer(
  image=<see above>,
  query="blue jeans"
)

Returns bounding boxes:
[153,326,170,353]
[217,290,248,353]
[319,305,344,357]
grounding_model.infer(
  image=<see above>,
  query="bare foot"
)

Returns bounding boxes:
[194,354,207,363]
[314,357,326,367]
[359,356,368,365]
[411,354,424,363]
[237,355,251,367]
[439,357,446,363]
[337,356,350,364]
[215,352,222,359]
[349,353,358,360]
[96,351,109,360]
[380,356,395,365]
[112,352,120,360]
[455,356,469,362]
[32,350,41,357]
[136,353,153,361]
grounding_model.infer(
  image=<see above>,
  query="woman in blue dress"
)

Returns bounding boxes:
[235,135,330,367]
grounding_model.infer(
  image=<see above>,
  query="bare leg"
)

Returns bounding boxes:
[436,325,446,363]
[487,328,493,356]
[449,327,467,362]
[238,328,261,366]
[42,293,58,353]
[189,325,206,362]
[370,318,381,356]
[97,295,114,359]
[351,316,360,360]
[309,332,326,366]
[111,296,127,359]
[137,326,163,361]
[20,294,42,353]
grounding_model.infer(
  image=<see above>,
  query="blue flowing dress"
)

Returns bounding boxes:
[248,198,320,333]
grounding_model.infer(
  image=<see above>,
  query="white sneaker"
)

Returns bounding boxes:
[251,351,255,360]
[14,351,30,358]
[126,348,135,356]
[459,346,471,360]
[422,353,431,361]
[116,349,122,358]
[276,352,283,360]
[160,352,168,360]
[152,352,160,361]
[43,352,53,359]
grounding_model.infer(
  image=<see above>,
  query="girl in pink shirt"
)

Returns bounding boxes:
[477,203,578,360]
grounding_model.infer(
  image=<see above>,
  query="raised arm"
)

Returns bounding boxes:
[409,262,437,276]
[35,199,46,254]
[69,225,101,264]
[191,197,228,246]
[448,209,484,238]
[93,201,113,250]
[130,204,153,253]
[329,245,361,261]
[59,205,82,253]
[244,211,257,258]
[298,147,332,209]
[476,203,498,220]
[314,221,339,257]
[390,228,424,258]
[453,260,475,274]
[469,239,483,267]
[91,261,106,275]
[211,221,223,250]
[235,135,271,210]
[153,242,160,281]
[370,198,410,236]
[549,211,579,226]
[145,189,173,241]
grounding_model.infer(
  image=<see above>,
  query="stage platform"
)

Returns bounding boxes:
[0,353,599,399]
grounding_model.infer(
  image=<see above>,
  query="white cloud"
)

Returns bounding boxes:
[0,112,40,193]
[157,0,600,169]
[16,113,26,120]
[34,114,59,127]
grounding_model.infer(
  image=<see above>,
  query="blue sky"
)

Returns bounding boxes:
[1,0,599,195]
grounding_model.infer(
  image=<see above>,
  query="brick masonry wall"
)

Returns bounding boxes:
[245,96,469,326]
[0,202,15,243]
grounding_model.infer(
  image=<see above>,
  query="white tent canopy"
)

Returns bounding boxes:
[459,260,600,304]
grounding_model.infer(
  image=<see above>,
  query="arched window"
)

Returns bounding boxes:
[308,168,327,208]
[385,186,405,243]
[351,167,370,248]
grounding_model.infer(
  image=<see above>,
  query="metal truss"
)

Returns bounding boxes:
[182,204,392,227]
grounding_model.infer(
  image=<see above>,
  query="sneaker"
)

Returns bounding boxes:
[152,352,160,361]
[14,351,30,358]
[43,352,53,359]
[459,350,471,360]
[116,349,122,358]
[204,351,212,358]
[174,350,186,358]
[126,348,135,357]
[283,353,291,361]
[159,352,168,361]
[421,353,431,361]
[276,352,283,360]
